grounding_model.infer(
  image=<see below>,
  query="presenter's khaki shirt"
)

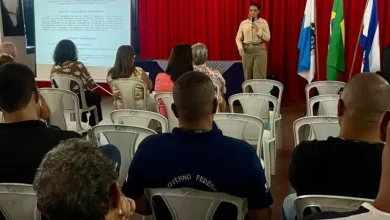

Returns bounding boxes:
[236,18,271,50]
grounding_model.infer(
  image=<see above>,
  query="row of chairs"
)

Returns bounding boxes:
[0,182,373,220]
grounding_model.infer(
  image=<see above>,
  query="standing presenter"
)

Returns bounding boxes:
[236,3,270,80]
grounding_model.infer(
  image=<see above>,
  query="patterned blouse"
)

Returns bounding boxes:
[194,64,226,102]
[51,61,95,91]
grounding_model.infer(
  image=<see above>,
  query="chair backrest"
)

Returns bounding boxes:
[293,116,340,147]
[242,79,284,109]
[214,113,264,156]
[50,74,88,109]
[305,81,345,112]
[155,93,178,132]
[308,95,339,116]
[0,112,3,123]
[145,188,247,220]
[110,109,169,133]
[39,88,82,131]
[229,93,279,135]
[0,183,40,220]
[109,79,148,110]
[295,195,374,220]
[92,125,157,186]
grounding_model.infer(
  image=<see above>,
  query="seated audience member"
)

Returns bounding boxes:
[51,39,102,126]
[377,45,390,83]
[154,44,193,118]
[192,43,227,111]
[0,42,17,59]
[0,63,81,184]
[283,73,390,220]
[123,71,273,220]
[33,139,136,220]
[304,111,390,220]
[107,45,157,111]
[0,54,50,120]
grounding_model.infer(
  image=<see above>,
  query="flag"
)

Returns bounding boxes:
[360,0,380,72]
[298,0,316,83]
[327,0,345,80]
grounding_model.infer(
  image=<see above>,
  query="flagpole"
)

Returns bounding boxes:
[314,0,320,81]
[348,0,369,81]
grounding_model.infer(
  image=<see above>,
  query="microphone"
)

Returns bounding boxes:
[252,17,255,23]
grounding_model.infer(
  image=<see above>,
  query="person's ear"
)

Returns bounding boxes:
[380,110,390,143]
[212,98,218,115]
[337,99,345,117]
[172,103,179,119]
[108,182,121,210]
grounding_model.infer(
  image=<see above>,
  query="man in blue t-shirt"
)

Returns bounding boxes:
[122,71,273,220]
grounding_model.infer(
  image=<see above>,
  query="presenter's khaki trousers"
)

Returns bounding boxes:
[242,44,267,80]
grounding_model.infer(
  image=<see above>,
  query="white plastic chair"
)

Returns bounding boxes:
[305,81,345,115]
[145,188,247,220]
[0,112,3,123]
[155,93,178,132]
[229,93,279,176]
[242,79,284,150]
[293,116,340,147]
[308,95,339,116]
[295,195,373,220]
[213,113,272,186]
[39,88,91,134]
[109,78,148,110]
[0,183,40,220]
[110,109,169,133]
[50,74,98,126]
[92,125,157,186]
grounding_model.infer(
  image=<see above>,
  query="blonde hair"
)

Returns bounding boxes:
[1,42,17,59]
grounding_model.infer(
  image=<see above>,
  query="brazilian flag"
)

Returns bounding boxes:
[327,0,345,80]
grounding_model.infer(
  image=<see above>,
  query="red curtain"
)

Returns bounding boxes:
[138,0,390,103]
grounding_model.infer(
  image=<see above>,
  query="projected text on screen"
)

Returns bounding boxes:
[34,0,131,81]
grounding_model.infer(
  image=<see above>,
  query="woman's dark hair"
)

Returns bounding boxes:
[109,45,136,80]
[381,45,390,83]
[165,44,193,82]
[53,39,78,65]
[250,2,260,10]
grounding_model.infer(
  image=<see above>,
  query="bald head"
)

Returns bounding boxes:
[341,73,390,123]
[172,71,216,123]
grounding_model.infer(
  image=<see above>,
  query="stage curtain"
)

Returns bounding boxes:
[138,0,390,103]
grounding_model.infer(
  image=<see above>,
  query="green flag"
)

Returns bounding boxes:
[327,0,345,80]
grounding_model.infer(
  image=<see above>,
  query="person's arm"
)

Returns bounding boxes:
[39,94,51,120]
[258,19,271,42]
[121,143,152,215]
[216,71,226,95]
[141,70,153,90]
[77,62,96,90]
[245,146,273,220]
[236,22,244,56]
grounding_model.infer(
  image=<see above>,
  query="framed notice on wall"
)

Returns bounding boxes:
[0,0,24,36]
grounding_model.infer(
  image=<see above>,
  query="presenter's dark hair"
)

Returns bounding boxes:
[0,64,37,112]
[250,2,260,10]
[165,44,193,82]
[380,45,390,83]
[110,45,136,80]
[53,39,78,65]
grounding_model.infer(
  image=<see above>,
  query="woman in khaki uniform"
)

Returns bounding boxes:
[236,3,271,80]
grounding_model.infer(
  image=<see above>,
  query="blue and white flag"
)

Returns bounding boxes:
[298,0,316,83]
[360,0,380,72]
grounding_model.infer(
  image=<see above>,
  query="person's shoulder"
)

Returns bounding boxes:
[138,133,173,150]
[293,139,328,158]
[47,128,82,140]
[240,20,250,25]
[217,135,257,155]
[135,66,144,73]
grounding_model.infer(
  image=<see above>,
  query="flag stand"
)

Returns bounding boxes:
[348,0,369,81]
[314,0,320,81]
